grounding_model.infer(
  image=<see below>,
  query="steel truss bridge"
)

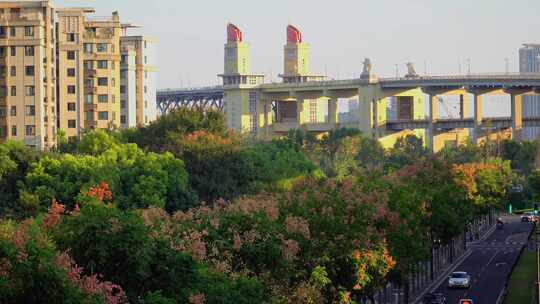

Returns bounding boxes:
[157,86,224,115]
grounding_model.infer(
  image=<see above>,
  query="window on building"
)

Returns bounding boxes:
[0,47,6,58]
[10,106,16,116]
[145,100,148,108]
[10,46,16,56]
[24,46,34,56]
[98,94,108,103]
[112,62,115,70]
[10,66,15,76]
[120,86,126,94]
[10,27,15,37]
[120,115,126,124]
[84,95,93,104]
[25,125,35,136]
[144,41,147,49]
[25,86,35,96]
[25,66,34,76]
[0,66,5,77]
[97,78,108,86]
[121,55,127,64]
[97,60,108,69]
[67,51,75,60]
[0,86,6,97]
[67,85,76,94]
[25,105,35,116]
[68,120,76,128]
[144,56,147,64]
[10,86,16,96]
[67,102,76,111]
[24,26,34,37]
[0,126,6,138]
[96,43,108,52]
[145,71,148,79]
[84,60,94,69]
[67,33,76,42]
[112,95,115,104]
[67,68,75,77]
[84,78,94,87]
[11,125,16,136]
[111,78,115,87]
[84,43,93,53]
[98,111,108,120]
[0,107,5,117]
[144,86,147,93]
[85,111,93,121]
[0,26,6,37]
[121,100,126,108]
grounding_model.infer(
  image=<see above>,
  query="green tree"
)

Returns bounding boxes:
[0,141,44,219]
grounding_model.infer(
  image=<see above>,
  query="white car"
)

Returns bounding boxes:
[448,271,471,289]
[521,212,537,222]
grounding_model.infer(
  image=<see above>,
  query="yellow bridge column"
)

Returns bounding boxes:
[260,94,272,139]
[504,88,531,141]
[460,94,469,119]
[294,93,306,125]
[510,93,523,141]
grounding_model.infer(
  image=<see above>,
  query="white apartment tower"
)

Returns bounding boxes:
[120,34,158,128]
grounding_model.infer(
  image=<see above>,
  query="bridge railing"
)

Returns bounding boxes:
[380,72,540,82]
[158,86,224,94]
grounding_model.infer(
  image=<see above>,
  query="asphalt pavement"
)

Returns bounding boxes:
[430,216,533,304]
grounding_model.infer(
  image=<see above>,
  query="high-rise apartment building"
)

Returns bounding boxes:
[56,8,121,140]
[120,35,158,128]
[0,1,57,149]
[519,44,540,140]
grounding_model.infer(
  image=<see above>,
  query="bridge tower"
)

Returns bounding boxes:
[276,25,327,126]
[218,23,266,135]
[281,25,312,83]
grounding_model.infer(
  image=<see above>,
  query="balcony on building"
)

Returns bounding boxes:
[84,69,97,78]
[84,103,97,112]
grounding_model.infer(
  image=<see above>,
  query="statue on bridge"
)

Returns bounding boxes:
[405,62,419,79]
[361,58,372,75]
[360,58,377,82]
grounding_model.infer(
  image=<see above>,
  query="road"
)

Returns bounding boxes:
[431,216,533,304]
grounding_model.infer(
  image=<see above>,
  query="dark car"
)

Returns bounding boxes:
[423,292,447,304]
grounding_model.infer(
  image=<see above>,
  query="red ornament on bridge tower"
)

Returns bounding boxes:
[227,23,243,42]
[287,25,302,43]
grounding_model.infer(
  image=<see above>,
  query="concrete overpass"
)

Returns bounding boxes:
[159,24,540,151]
[157,73,540,151]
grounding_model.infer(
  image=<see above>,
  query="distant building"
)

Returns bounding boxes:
[0,1,57,149]
[519,44,540,140]
[120,35,158,128]
[338,99,360,123]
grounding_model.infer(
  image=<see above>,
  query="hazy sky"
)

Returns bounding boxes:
[55,0,540,90]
